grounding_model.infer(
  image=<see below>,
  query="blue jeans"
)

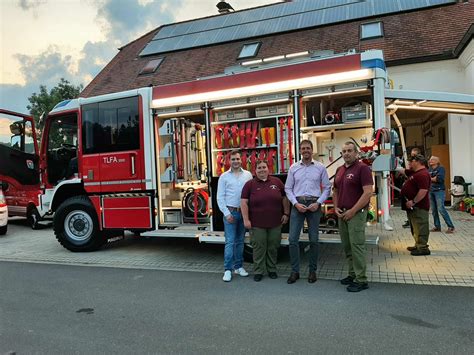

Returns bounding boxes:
[429,190,454,229]
[288,206,321,273]
[223,210,245,271]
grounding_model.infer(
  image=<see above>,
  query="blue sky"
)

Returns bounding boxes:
[0,0,275,114]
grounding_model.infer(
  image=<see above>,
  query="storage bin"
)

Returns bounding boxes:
[215,109,249,121]
[255,104,291,117]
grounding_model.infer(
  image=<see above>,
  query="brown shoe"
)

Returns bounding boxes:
[287,272,300,284]
[446,227,455,234]
[430,227,441,232]
[406,246,417,251]
[308,271,317,283]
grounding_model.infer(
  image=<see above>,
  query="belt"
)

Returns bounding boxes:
[227,206,241,212]
[341,207,366,213]
[296,196,319,202]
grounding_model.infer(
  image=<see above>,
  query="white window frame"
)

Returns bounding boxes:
[238,42,261,59]
[360,21,383,40]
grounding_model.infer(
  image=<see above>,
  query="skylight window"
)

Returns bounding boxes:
[139,58,164,75]
[360,22,383,40]
[238,42,261,59]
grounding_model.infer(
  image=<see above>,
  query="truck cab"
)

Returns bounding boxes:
[0,109,41,228]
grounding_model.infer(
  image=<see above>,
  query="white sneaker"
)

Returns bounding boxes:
[234,267,249,277]
[223,270,232,282]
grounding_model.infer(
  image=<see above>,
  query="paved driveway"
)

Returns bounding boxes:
[0,208,472,286]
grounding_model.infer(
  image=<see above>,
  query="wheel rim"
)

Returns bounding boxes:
[63,209,93,244]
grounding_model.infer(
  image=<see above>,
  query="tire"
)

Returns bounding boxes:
[27,207,41,230]
[0,224,7,235]
[54,196,104,252]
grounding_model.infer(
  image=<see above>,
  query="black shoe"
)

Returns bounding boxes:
[406,246,417,251]
[411,249,431,256]
[347,282,369,292]
[254,274,263,282]
[268,272,278,279]
[340,275,355,285]
[308,271,317,283]
[287,272,300,284]
[402,221,410,228]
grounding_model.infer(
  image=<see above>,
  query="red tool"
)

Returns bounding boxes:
[239,123,246,148]
[278,118,286,172]
[214,125,223,149]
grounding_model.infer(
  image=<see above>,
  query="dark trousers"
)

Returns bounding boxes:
[407,208,430,250]
[288,205,321,273]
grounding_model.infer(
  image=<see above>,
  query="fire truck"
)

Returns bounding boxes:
[0,50,416,251]
[0,109,42,229]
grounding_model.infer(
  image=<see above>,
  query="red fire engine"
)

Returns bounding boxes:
[1,50,399,251]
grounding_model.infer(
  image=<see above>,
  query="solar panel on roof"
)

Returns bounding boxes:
[140,0,456,57]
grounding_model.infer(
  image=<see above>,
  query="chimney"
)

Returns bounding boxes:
[216,0,234,14]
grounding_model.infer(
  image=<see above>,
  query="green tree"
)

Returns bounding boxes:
[27,78,83,140]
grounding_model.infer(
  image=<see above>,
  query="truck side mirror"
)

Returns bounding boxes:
[9,121,23,135]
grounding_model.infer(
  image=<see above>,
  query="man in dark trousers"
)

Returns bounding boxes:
[333,142,373,292]
[401,155,432,256]
[285,140,331,284]
[428,156,455,233]
[402,147,422,228]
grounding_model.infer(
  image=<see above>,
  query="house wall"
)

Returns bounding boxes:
[387,59,467,94]
[449,114,474,195]
[388,40,474,195]
[451,41,474,194]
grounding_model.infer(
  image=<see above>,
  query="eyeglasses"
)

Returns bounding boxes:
[341,149,355,153]
[230,158,240,161]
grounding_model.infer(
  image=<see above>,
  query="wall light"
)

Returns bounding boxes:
[156,109,203,118]
[387,104,472,114]
[152,69,373,108]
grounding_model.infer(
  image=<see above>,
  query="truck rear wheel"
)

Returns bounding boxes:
[0,225,7,235]
[54,196,104,252]
[27,207,41,230]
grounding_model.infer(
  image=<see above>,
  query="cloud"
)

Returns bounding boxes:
[17,0,46,11]
[96,0,179,44]
[76,0,182,85]
[14,46,74,85]
[0,83,36,114]
[0,47,82,113]
[3,0,270,114]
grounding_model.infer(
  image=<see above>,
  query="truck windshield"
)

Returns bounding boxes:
[0,114,35,154]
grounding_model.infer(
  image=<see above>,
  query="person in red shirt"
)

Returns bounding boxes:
[241,160,290,281]
[400,154,431,256]
[333,142,373,292]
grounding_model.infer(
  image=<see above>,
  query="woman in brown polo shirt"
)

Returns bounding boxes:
[241,160,290,281]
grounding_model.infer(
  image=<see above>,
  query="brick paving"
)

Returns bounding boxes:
[0,208,472,287]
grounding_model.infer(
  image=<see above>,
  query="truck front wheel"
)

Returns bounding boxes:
[54,196,104,252]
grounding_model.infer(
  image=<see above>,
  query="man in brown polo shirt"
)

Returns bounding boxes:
[333,142,373,292]
[401,154,431,256]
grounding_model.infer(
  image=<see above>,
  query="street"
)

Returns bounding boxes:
[1,261,473,354]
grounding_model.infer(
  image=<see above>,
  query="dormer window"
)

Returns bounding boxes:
[360,21,383,40]
[139,58,164,75]
[238,42,261,59]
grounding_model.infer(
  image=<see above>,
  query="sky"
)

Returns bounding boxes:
[0,0,276,114]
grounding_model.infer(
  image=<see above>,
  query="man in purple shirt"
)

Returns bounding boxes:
[284,140,331,284]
